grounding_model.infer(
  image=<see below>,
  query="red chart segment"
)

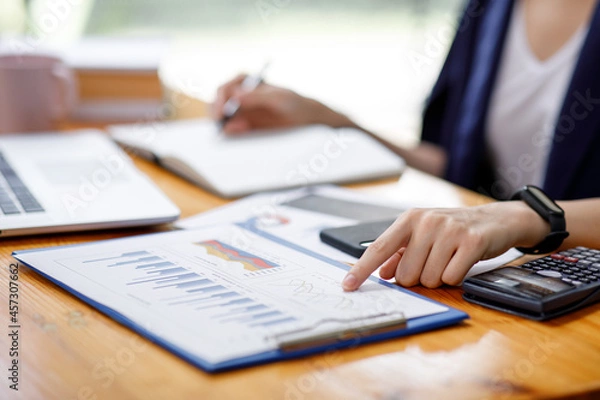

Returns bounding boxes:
[196,240,279,272]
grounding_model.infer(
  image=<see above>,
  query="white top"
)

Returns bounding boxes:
[485,1,589,199]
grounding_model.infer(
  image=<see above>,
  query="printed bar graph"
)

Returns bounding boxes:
[77,245,296,330]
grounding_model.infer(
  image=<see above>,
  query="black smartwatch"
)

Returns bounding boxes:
[511,185,569,254]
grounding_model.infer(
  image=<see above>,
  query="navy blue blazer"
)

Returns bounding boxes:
[421,0,600,200]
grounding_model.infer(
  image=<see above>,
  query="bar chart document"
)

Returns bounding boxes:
[13,224,468,372]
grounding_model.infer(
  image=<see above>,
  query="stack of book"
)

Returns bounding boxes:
[64,37,167,122]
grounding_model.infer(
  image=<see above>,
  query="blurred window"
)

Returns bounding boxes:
[1,0,465,144]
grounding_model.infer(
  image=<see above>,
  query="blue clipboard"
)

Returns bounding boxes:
[13,220,468,373]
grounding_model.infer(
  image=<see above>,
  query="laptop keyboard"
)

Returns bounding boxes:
[0,152,44,215]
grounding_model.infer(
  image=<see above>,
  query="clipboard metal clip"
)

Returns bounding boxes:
[268,312,406,352]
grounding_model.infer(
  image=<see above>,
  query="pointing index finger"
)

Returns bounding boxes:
[341,217,412,291]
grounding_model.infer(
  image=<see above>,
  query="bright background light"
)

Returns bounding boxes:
[1,0,464,146]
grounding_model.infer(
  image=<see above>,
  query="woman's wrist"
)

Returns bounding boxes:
[306,99,356,128]
[507,200,552,248]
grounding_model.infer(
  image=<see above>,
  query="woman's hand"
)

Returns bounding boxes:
[211,75,353,134]
[341,201,551,290]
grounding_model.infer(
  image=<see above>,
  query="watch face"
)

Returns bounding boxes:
[529,186,562,213]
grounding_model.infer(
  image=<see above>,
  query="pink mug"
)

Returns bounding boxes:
[0,54,77,133]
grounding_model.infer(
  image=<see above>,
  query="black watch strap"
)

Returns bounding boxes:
[511,186,569,254]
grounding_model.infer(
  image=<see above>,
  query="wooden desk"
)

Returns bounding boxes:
[1,157,599,400]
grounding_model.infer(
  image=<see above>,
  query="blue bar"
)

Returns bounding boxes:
[234,311,283,323]
[251,317,297,327]
[171,297,212,306]
[127,275,177,285]
[135,261,175,269]
[145,267,188,276]
[214,304,268,319]
[227,298,253,306]
[161,283,223,300]
[108,256,163,267]
[212,292,239,299]
[186,285,226,294]
[169,279,213,289]
[84,250,150,263]
[152,273,203,288]
[251,311,282,319]
[244,304,268,312]
[170,291,238,306]
[128,272,198,286]
[195,298,254,310]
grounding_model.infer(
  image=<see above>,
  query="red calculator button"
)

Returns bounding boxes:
[564,257,579,263]
[551,254,565,260]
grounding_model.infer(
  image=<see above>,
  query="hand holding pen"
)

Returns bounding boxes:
[212,64,351,135]
[219,62,270,127]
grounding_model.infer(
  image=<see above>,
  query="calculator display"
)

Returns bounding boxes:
[470,267,574,299]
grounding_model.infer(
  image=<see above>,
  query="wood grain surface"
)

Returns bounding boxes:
[1,147,599,400]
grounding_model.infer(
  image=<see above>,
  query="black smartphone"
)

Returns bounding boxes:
[319,218,396,258]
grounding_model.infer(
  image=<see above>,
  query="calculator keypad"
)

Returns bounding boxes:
[520,247,600,286]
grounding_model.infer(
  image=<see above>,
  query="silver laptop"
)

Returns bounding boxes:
[0,130,179,237]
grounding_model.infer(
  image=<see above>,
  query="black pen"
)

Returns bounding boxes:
[220,62,270,128]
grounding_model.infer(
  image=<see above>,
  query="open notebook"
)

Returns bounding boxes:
[108,119,405,198]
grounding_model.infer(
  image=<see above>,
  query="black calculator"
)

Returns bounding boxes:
[463,247,600,320]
